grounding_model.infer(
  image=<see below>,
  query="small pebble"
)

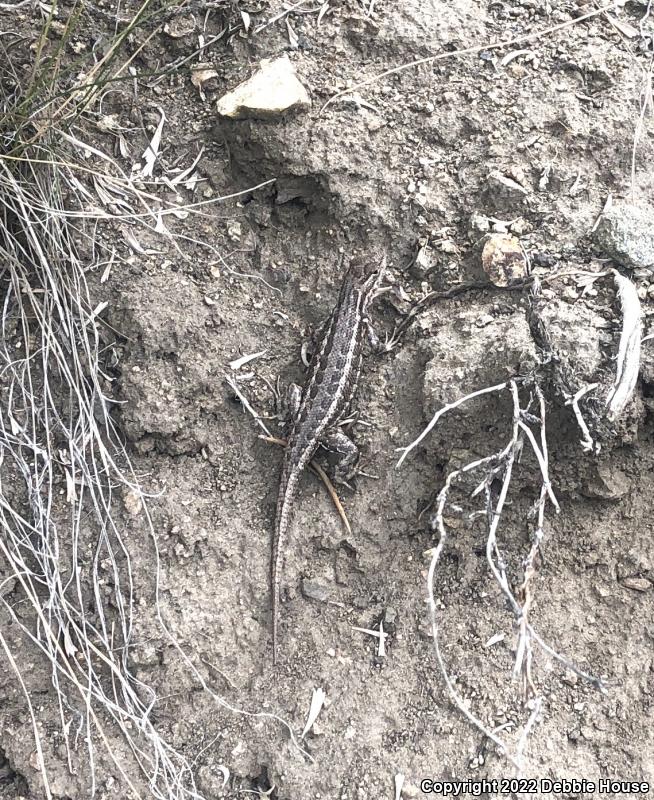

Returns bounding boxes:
[301,578,331,602]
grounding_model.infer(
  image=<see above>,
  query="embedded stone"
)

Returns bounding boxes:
[216,55,311,120]
[593,202,654,271]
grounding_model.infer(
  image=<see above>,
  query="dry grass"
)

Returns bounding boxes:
[0,3,301,797]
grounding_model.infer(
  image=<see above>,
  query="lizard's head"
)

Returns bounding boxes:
[345,253,387,295]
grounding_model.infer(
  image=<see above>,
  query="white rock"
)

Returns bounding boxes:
[216,55,311,120]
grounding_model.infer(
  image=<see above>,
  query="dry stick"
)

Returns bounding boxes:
[515,697,543,778]
[403,379,606,772]
[419,382,522,767]
[453,383,545,761]
[527,625,606,692]
[483,386,604,691]
[253,0,315,34]
[226,377,352,532]
[565,383,599,453]
[396,382,509,468]
[513,387,554,694]
[225,374,273,437]
[484,381,524,621]
[387,269,615,351]
[482,452,606,686]
[260,435,352,535]
[320,3,616,113]
[516,419,559,513]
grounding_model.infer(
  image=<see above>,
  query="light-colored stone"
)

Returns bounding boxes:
[216,55,311,120]
[122,488,142,516]
[581,463,630,500]
[593,202,654,271]
[302,577,331,602]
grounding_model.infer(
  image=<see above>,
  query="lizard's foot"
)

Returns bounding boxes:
[322,428,360,486]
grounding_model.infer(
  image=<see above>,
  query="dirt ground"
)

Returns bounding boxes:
[2,0,654,798]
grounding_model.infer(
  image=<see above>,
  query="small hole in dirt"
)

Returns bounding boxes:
[254,766,277,799]
[0,746,21,787]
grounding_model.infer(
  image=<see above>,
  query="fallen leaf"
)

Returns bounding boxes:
[301,687,326,738]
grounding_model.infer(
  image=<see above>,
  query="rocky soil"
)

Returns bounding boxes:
[1,0,654,798]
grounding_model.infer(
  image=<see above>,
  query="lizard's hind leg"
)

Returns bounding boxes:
[322,428,360,487]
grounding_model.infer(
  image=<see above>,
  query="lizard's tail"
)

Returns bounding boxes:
[272,477,296,667]
[272,591,279,666]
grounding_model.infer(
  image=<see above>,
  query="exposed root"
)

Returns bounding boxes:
[399,378,605,774]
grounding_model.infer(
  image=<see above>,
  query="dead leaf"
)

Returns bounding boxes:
[138,107,165,178]
[286,18,299,48]
[191,67,218,88]
[191,67,219,101]
[481,234,528,287]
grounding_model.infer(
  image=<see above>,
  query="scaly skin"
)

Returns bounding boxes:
[271,257,385,665]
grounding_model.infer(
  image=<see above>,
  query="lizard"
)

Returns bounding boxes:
[271,255,386,665]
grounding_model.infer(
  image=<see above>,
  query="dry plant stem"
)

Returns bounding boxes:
[320,3,616,112]
[2,148,276,224]
[566,383,599,452]
[514,388,553,692]
[406,378,605,771]
[425,381,522,766]
[526,625,606,692]
[515,697,543,778]
[484,382,524,621]
[225,375,273,437]
[516,418,559,512]
[396,381,509,468]
[259,436,352,535]
[427,436,522,768]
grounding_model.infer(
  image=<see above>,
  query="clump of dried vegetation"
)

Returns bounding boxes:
[395,269,645,773]
[0,2,257,797]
